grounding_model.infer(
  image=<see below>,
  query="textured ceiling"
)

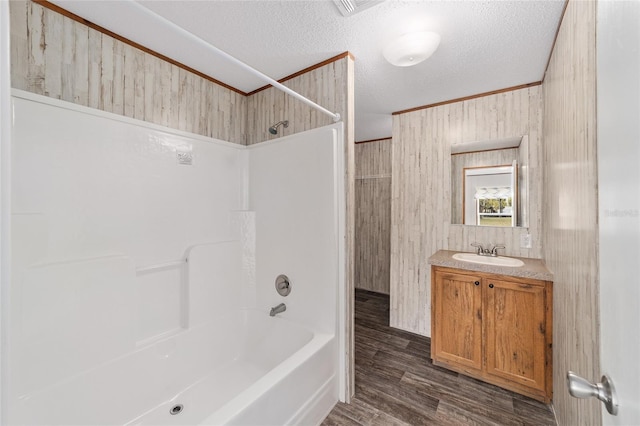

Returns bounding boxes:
[50,0,565,141]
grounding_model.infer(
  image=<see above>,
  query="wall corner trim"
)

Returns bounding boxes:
[247,52,354,96]
[391,82,542,116]
[542,0,571,83]
[33,0,249,96]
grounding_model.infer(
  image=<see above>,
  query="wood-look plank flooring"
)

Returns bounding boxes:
[322,289,557,426]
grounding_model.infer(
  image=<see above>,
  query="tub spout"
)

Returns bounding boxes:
[270,303,286,317]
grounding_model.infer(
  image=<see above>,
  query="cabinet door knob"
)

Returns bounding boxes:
[489,283,494,288]
[474,281,480,286]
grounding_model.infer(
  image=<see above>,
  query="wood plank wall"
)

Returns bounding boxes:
[9,1,247,144]
[245,58,350,145]
[542,1,601,424]
[355,139,391,294]
[391,86,543,337]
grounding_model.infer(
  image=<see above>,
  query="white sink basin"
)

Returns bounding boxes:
[452,253,524,267]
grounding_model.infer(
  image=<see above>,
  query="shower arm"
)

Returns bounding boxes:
[132,3,341,123]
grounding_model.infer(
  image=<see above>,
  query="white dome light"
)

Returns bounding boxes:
[383,31,441,67]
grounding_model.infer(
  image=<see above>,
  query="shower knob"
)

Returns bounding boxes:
[275,274,291,296]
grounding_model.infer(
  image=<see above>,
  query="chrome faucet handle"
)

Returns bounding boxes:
[470,242,484,255]
[491,245,506,256]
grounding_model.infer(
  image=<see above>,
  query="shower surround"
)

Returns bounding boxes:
[7,90,345,424]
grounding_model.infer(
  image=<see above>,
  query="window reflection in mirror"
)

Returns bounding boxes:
[450,137,529,228]
[463,165,516,227]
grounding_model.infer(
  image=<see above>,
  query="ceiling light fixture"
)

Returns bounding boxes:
[383,31,441,67]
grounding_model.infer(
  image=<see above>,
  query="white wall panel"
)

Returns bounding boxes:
[8,91,246,423]
[248,124,345,335]
[11,91,245,266]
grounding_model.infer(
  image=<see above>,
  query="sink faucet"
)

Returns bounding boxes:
[471,243,505,257]
[491,245,505,256]
[270,303,286,317]
[471,242,488,255]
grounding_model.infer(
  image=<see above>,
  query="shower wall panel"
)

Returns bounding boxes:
[9,1,247,144]
[248,124,345,335]
[8,91,246,422]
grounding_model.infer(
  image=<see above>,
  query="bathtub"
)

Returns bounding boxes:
[11,309,337,425]
[130,310,338,426]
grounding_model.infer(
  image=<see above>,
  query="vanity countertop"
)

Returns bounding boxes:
[428,250,553,281]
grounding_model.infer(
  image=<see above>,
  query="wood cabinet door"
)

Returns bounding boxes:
[484,278,547,392]
[432,270,483,372]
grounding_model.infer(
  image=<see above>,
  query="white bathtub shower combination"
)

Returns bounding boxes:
[5,91,345,425]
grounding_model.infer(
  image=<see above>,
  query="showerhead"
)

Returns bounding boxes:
[269,120,289,135]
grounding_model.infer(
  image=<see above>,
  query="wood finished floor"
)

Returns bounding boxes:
[321,289,557,426]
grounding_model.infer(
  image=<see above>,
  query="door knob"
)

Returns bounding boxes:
[567,371,618,415]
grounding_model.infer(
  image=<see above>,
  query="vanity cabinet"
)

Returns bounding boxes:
[431,266,552,403]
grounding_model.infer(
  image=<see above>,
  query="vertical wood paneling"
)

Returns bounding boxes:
[356,140,392,176]
[112,40,125,116]
[26,1,45,93]
[245,59,347,145]
[122,43,135,118]
[132,48,145,121]
[43,8,61,99]
[355,139,391,294]
[542,1,600,424]
[100,34,114,113]
[9,0,29,91]
[355,179,391,294]
[9,0,247,145]
[391,86,543,337]
[71,20,88,106]
[87,28,101,109]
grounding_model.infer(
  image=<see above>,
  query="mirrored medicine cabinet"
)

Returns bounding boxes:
[450,136,529,228]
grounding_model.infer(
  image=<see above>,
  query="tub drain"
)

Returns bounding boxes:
[169,404,184,415]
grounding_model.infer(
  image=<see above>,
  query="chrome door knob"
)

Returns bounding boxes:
[567,371,618,415]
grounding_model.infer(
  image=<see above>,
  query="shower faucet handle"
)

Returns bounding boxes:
[275,274,291,296]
